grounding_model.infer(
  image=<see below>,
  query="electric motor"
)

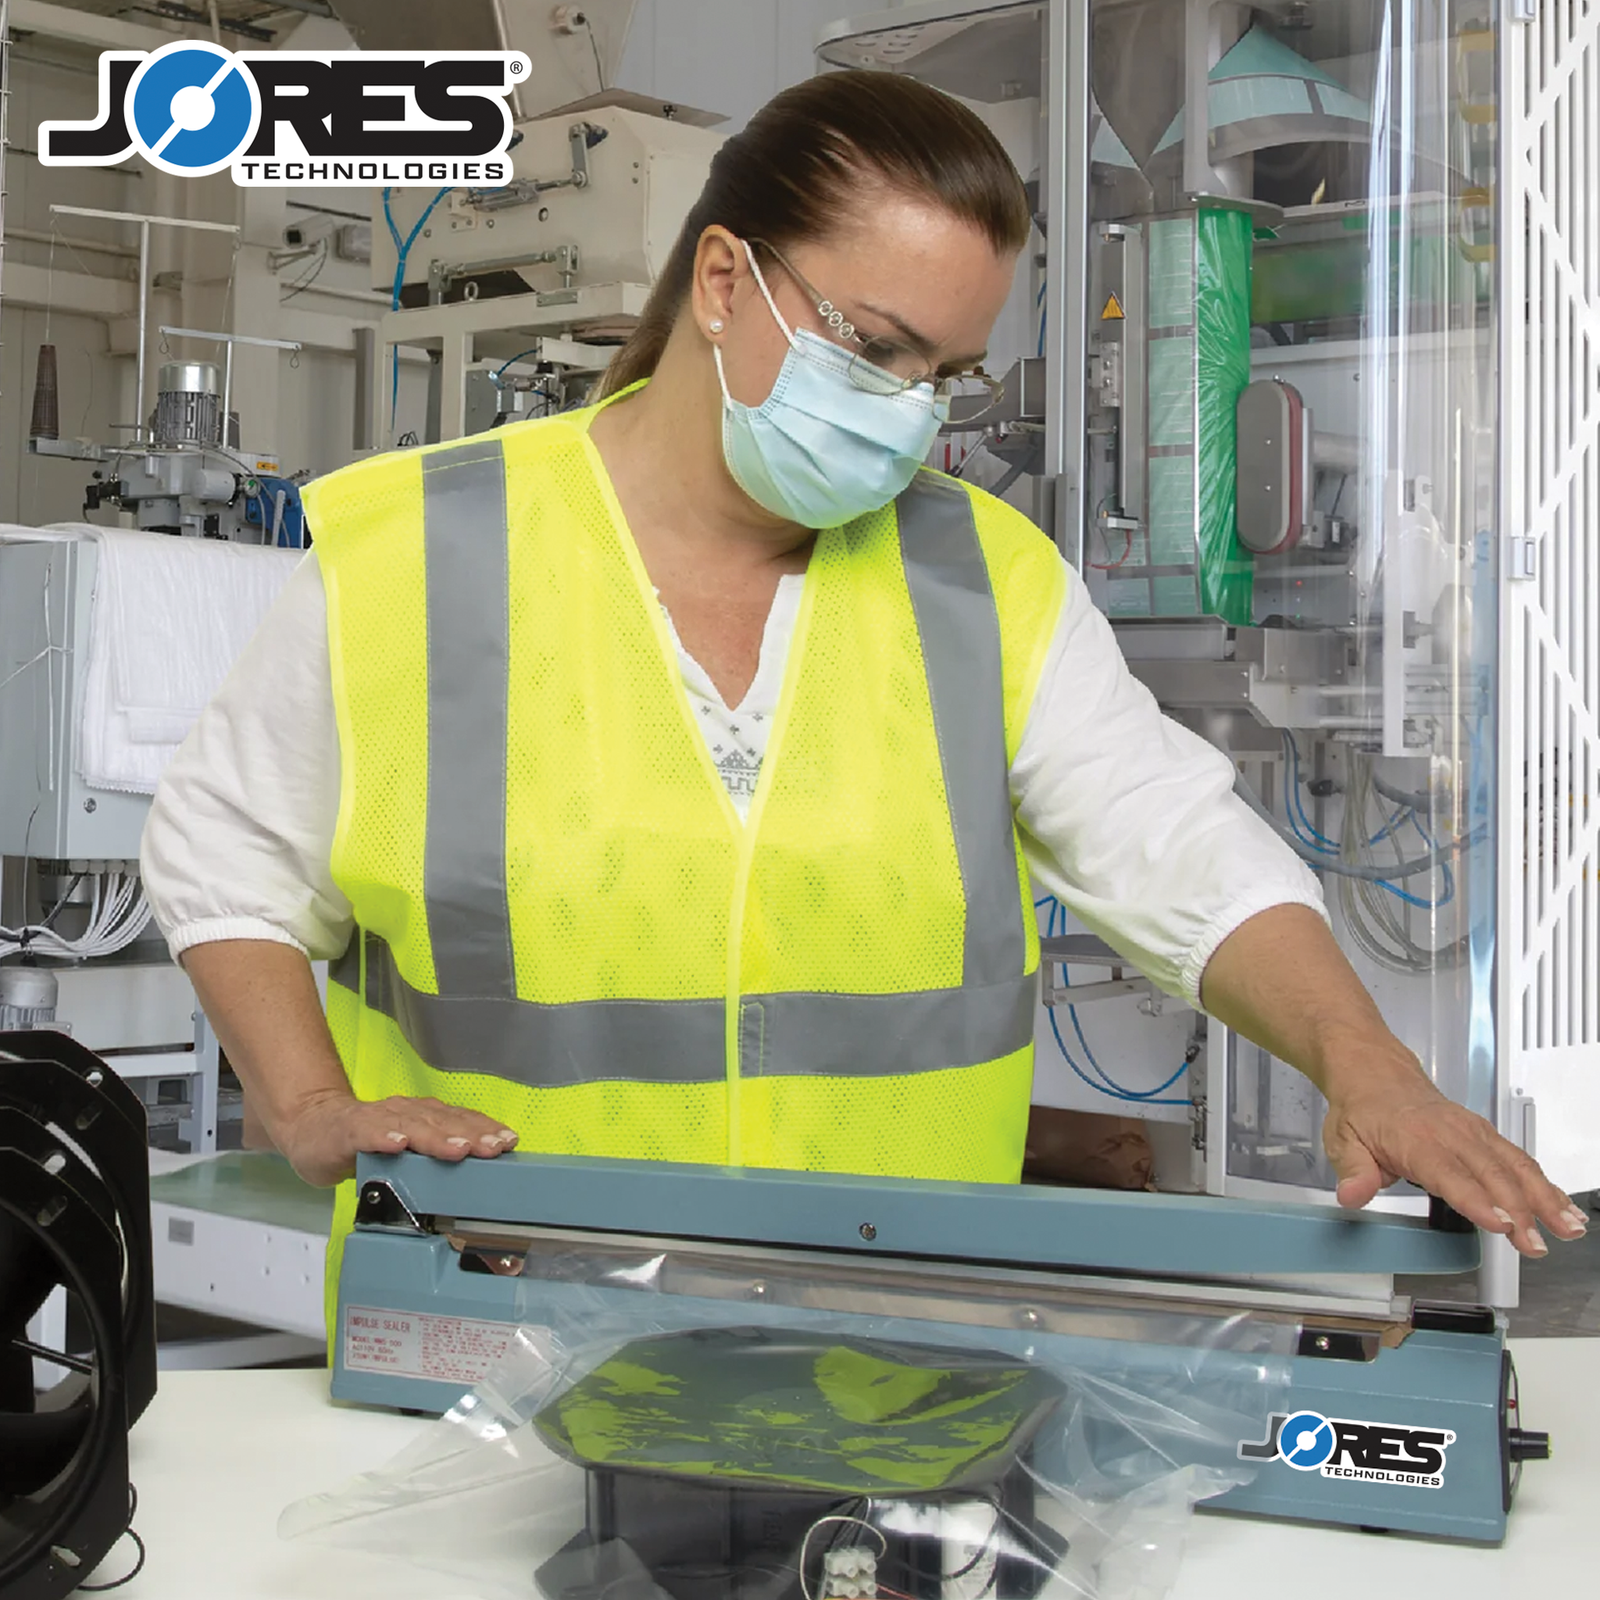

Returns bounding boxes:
[152,361,223,448]
[0,968,57,1034]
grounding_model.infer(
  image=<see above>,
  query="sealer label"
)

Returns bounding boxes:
[344,1305,513,1387]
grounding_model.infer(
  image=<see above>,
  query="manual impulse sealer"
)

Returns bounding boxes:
[332,1153,1549,1544]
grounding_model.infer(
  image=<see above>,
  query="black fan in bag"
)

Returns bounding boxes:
[0,1031,157,1598]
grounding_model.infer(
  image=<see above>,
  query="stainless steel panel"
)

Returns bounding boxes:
[1128,659,1252,705]
[817,0,1045,102]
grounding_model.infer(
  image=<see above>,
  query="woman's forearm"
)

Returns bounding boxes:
[181,939,351,1143]
[1199,903,1581,1248]
[1198,904,1408,1089]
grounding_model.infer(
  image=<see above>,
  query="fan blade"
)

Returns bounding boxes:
[0,1403,94,1495]
[0,1213,58,1338]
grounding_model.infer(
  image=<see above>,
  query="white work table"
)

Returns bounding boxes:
[111,1340,1597,1599]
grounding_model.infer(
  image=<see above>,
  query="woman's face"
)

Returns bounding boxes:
[705,186,1020,412]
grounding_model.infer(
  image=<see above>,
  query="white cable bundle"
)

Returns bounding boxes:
[0,870,153,963]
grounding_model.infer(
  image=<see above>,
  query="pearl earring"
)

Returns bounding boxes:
[708,318,725,334]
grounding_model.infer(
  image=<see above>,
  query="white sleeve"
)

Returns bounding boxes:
[1011,575,1327,1007]
[140,555,352,963]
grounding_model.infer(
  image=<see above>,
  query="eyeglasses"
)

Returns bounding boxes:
[749,238,1006,417]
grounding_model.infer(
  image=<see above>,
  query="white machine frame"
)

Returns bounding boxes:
[1495,0,1600,1227]
[819,0,1600,1308]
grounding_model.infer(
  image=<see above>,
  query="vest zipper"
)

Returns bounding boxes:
[580,426,825,1163]
[720,554,821,1163]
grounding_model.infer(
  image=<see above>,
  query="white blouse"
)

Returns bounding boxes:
[141,553,1324,1008]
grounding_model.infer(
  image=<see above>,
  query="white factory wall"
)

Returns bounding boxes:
[1,40,140,524]
[618,0,844,130]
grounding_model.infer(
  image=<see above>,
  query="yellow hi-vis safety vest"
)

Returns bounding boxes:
[304,400,1067,1313]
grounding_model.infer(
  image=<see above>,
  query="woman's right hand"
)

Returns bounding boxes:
[275,1088,519,1188]
[177,941,523,1188]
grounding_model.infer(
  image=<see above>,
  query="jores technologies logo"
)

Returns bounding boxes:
[1239,1407,1457,1490]
[39,40,529,186]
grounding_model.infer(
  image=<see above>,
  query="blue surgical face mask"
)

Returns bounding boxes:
[714,244,950,529]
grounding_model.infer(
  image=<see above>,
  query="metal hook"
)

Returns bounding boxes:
[288,349,301,370]
[158,332,171,355]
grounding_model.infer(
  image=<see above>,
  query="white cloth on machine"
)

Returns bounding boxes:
[47,523,300,795]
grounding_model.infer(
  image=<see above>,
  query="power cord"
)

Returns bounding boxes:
[79,1484,147,1592]
[581,12,606,93]
[381,184,455,435]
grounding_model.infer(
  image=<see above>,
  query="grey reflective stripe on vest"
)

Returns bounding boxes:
[329,934,360,995]
[739,978,1035,1079]
[895,473,1027,989]
[343,466,1033,1085]
[336,930,725,1087]
[423,437,516,998]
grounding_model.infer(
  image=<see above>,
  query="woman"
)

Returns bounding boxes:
[144,72,1583,1297]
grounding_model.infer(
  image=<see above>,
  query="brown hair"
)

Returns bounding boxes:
[596,71,1032,398]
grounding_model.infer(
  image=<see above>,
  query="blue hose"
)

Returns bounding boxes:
[383,184,454,436]
[1041,897,1191,1105]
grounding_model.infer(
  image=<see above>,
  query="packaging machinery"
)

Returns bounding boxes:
[24,205,307,546]
[817,0,1600,1316]
[325,0,725,444]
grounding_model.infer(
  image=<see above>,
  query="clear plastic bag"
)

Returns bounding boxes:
[283,1242,1293,1600]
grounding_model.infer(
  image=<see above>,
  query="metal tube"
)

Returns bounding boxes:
[159,325,301,349]
[1183,0,1213,197]
[8,226,140,259]
[440,248,567,281]
[1477,1231,1521,1311]
[352,324,377,452]
[50,203,239,235]
[1313,431,1362,473]
[1045,0,1091,567]
[1119,227,1148,525]
[0,0,10,320]
[1043,0,1066,490]
[222,340,233,435]
[135,218,149,442]
[1488,0,1520,1314]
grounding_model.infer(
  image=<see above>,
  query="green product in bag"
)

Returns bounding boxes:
[1130,209,1254,623]
[534,1326,1066,1498]
[1194,206,1255,624]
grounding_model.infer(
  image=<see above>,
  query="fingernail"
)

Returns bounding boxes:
[1524,1228,1548,1256]
[386,1131,406,1145]
[1562,1206,1589,1233]
[446,1136,471,1149]
[1492,1207,1515,1230]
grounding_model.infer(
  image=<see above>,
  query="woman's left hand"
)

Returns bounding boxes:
[1321,1051,1588,1256]
[1201,905,1588,1257]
